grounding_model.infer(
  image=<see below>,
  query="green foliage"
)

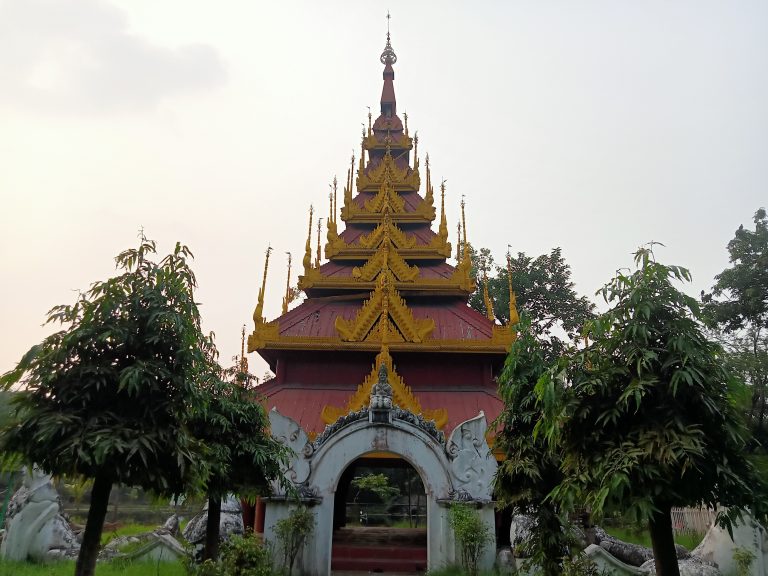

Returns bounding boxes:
[274,506,314,575]
[733,545,756,576]
[0,237,216,576]
[0,559,187,576]
[448,503,491,576]
[351,473,400,502]
[560,554,607,576]
[538,246,765,574]
[184,534,274,576]
[187,371,289,560]
[494,315,570,575]
[0,236,211,491]
[703,208,768,450]
[468,246,595,359]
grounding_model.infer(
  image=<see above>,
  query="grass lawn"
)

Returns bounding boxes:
[0,559,186,576]
[604,525,704,551]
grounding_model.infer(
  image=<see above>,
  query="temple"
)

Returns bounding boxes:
[248,31,517,439]
[247,26,518,574]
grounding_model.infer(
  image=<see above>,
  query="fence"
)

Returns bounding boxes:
[671,506,716,535]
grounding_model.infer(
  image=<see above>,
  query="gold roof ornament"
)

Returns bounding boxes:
[335,273,434,343]
[456,221,461,262]
[315,217,323,269]
[253,245,273,325]
[482,255,495,322]
[506,248,520,327]
[438,176,449,243]
[302,205,313,276]
[281,252,293,315]
[239,325,249,376]
[321,343,448,429]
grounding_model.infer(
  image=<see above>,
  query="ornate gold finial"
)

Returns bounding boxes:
[239,325,249,376]
[329,191,334,225]
[332,176,338,223]
[381,12,397,65]
[506,246,520,326]
[253,245,273,326]
[282,252,292,315]
[414,132,419,164]
[361,127,366,162]
[461,195,468,263]
[456,222,462,262]
[439,178,448,241]
[365,106,371,136]
[315,217,323,268]
[303,205,313,274]
[403,111,408,136]
[482,255,495,322]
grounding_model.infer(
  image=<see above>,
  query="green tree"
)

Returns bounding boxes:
[538,247,764,576]
[703,208,768,445]
[494,315,569,575]
[469,246,595,359]
[0,237,213,576]
[188,369,288,562]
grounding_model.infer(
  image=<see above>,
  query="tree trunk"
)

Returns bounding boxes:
[648,503,680,576]
[204,495,222,561]
[74,474,113,576]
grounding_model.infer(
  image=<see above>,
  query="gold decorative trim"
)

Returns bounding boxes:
[321,346,448,429]
[335,276,434,343]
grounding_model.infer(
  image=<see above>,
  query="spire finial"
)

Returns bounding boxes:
[507,246,520,326]
[456,222,462,262]
[482,255,495,322]
[461,195,468,264]
[239,325,249,376]
[253,245,272,326]
[439,178,448,241]
[303,205,313,273]
[282,252,293,315]
[380,13,397,66]
[315,217,323,268]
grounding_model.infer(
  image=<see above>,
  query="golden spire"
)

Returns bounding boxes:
[253,245,272,326]
[414,132,419,165]
[367,106,372,136]
[315,217,323,268]
[456,222,462,262]
[403,111,408,137]
[281,252,292,315]
[439,178,448,241]
[361,127,366,165]
[461,195,469,264]
[303,205,313,274]
[506,247,520,326]
[482,256,495,322]
[344,153,354,214]
[239,325,249,375]
[332,175,338,224]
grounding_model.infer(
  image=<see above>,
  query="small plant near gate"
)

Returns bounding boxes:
[733,546,756,576]
[184,533,273,576]
[448,503,491,576]
[274,505,314,576]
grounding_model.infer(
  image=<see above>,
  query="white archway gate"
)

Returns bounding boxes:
[263,365,498,576]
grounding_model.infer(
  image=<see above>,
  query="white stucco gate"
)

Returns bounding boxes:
[263,365,498,575]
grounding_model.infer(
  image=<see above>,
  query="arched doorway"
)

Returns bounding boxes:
[332,454,428,572]
[263,379,498,576]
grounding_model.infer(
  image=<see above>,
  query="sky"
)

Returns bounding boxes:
[1,0,766,378]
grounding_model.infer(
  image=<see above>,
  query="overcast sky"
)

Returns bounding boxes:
[1,0,766,377]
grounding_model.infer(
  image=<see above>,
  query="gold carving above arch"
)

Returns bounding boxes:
[320,345,448,429]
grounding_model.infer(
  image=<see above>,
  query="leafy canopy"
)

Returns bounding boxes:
[538,247,764,527]
[0,237,212,495]
[494,315,570,575]
[468,246,595,359]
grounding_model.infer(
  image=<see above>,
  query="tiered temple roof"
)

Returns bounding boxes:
[248,31,517,437]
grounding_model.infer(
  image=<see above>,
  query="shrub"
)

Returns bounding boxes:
[274,506,315,576]
[448,503,491,576]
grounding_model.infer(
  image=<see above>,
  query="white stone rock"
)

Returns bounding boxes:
[0,467,79,562]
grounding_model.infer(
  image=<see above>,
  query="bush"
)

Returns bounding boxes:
[448,504,491,576]
[274,506,315,576]
[185,534,273,576]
